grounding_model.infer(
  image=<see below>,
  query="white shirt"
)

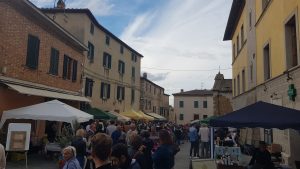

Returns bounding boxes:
[199,127,210,142]
[0,144,5,169]
[106,125,117,136]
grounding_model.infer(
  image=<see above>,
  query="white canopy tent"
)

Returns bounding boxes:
[0,100,93,129]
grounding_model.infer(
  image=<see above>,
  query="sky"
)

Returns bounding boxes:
[31,0,233,105]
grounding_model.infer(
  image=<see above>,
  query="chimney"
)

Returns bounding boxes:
[143,72,147,79]
[180,89,184,93]
[56,0,65,9]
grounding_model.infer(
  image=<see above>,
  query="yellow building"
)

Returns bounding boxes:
[224,0,300,167]
[43,7,142,113]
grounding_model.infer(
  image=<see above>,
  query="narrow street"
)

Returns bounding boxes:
[174,142,191,169]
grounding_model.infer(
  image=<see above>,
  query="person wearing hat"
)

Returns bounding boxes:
[248,141,274,169]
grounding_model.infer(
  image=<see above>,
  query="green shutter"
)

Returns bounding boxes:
[26,35,40,69]
[72,60,77,82]
[62,55,68,79]
[100,82,104,98]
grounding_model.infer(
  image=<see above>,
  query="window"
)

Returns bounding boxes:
[203,115,208,119]
[131,52,137,62]
[85,78,94,97]
[203,101,207,108]
[105,35,110,45]
[241,25,244,44]
[63,55,72,80]
[263,44,271,80]
[153,106,156,113]
[26,34,40,69]
[117,86,125,101]
[72,60,78,82]
[131,67,135,79]
[194,101,199,108]
[237,35,240,52]
[232,43,236,59]
[103,52,112,69]
[242,69,246,92]
[118,60,125,75]
[237,74,240,94]
[131,89,135,104]
[262,0,271,11]
[179,114,184,121]
[285,15,298,69]
[49,48,59,75]
[120,45,124,54]
[88,42,94,62]
[179,101,184,108]
[233,78,236,96]
[100,82,110,100]
[90,23,94,34]
[194,114,199,120]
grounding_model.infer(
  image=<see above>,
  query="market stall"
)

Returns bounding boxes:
[0,100,93,129]
[86,108,117,120]
[107,111,130,122]
[120,109,143,120]
[136,111,155,121]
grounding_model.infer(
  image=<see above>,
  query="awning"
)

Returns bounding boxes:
[146,113,167,121]
[5,83,90,102]
[136,111,154,121]
[86,108,117,120]
[120,109,143,120]
[107,111,130,122]
[0,100,93,129]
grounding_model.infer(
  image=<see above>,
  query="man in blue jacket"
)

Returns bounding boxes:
[188,124,199,158]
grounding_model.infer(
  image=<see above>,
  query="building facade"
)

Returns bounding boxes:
[224,0,300,167]
[140,73,170,118]
[0,0,88,137]
[173,90,214,125]
[43,8,143,113]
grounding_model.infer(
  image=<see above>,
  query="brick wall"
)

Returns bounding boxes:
[0,2,84,92]
[213,93,233,116]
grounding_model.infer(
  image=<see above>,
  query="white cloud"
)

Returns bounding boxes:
[121,0,233,102]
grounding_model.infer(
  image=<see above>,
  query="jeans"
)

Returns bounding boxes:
[190,141,198,157]
[201,142,209,158]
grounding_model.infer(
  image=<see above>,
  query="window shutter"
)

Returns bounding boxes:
[122,87,125,100]
[26,35,40,69]
[63,55,68,79]
[100,82,104,98]
[90,80,94,97]
[72,60,78,82]
[118,61,121,73]
[54,50,59,75]
[117,86,120,100]
[122,62,125,74]
[107,84,110,99]
[49,48,55,74]
[85,79,89,96]
[103,53,106,67]
[108,55,112,69]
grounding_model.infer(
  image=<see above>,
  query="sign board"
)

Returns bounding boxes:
[6,123,31,151]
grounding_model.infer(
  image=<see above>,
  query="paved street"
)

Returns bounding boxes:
[7,153,57,169]
[174,141,191,169]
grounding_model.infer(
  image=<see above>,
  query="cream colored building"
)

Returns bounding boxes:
[140,73,170,119]
[173,90,214,125]
[224,0,300,167]
[43,8,143,113]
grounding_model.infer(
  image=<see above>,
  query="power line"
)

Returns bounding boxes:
[141,67,232,72]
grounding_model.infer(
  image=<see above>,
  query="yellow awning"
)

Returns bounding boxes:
[120,109,143,120]
[136,111,154,121]
[5,83,90,102]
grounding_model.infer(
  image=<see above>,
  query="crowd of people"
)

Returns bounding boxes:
[60,120,184,169]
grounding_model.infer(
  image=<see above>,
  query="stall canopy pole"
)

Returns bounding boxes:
[210,127,214,159]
